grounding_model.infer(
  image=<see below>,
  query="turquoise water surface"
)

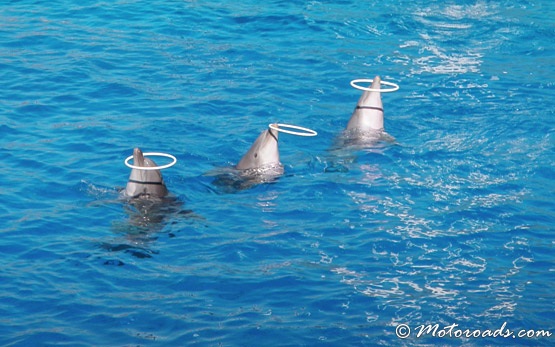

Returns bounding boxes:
[1,1,554,346]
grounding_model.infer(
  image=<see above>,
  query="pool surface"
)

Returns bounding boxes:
[1,1,554,346]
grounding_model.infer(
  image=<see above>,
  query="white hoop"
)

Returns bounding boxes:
[350,79,399,93]
[124,152,177,170]
[268,123,318,137]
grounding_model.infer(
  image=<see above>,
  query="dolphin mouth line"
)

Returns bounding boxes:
[355,105,384,112]
[127,179,165,186]
[268,129,278,143]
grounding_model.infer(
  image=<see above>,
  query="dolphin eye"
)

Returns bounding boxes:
[254,153,258,158]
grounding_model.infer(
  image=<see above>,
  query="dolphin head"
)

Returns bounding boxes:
[125,148,168,199]
[236,124,280,171]
[346,76,384,131]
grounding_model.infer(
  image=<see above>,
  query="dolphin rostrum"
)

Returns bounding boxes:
[346,76,384,132]
[125,148,169,199]
[236,124,282,173]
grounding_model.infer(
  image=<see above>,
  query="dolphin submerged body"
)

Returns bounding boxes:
[124,148,169,199]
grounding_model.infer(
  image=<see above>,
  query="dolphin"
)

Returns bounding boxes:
[208,125,283,192]
[346,76,384,132]
[125,148,169,199]
[236,124,282,173]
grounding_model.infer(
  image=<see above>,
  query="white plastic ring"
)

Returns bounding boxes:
[268,123,318,137]
[124,152,177,170]
[350,79,399,93]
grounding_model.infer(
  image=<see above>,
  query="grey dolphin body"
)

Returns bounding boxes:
[346,76,384,132]
[125,148,169,199]
[236,124,283,174]
[210,125,283,192]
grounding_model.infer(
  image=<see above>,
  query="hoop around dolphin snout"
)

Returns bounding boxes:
[124,152,177,170]
[350,79,399,93]
[268,123,318,137]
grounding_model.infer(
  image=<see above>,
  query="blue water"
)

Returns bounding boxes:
[1,0,554,346]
